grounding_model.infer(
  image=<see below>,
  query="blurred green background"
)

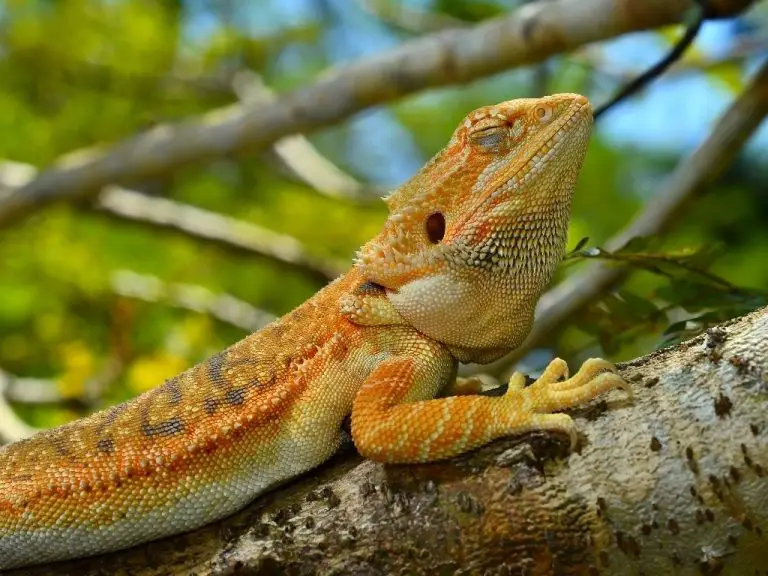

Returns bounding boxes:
[0,0,766,432]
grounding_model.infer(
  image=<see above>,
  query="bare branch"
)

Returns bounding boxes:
[0,371,41,443]
[232,71,383,202]
[0,161,345,283]
[0,0,753,228]
[96,188,345,282]
[0,371,61,406]
[482,57,768,377]
[0,271,275,436]
[111,269,276,332]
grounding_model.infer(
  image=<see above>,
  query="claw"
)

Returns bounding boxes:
[492,358,630,456]
[567,424,578,452]
[579,358,618,375]
[581,359,631,398]
[613,375,634,399]
[506,372,527,394]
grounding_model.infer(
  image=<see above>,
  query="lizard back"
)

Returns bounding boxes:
[0,271,381,568]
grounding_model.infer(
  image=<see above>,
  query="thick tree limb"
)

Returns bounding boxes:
[0,0,753,229]
[13,306,768,575]
[481,56,768,378]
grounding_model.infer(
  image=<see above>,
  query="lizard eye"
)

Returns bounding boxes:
[468,125,506,150]
[425,212,445,243]
[535,105,553,123]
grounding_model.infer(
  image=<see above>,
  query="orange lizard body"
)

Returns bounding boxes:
[0,94,629,570]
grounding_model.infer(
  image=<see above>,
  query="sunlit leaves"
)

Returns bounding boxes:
[56,341,96,400]
[568,237,768,353]
[127,352,188,394]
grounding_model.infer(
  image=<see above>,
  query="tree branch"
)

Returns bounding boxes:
[110,269,277,332]
[13,306,768,575]
[593,0,709,120]
[0,0,753,228]
[0,372,40,444]
[0,161,345,283]
[0,370,61,406]
[0,272,275,441]
[96,189,345,283]
[232,71,383,203]
[481,57,768,378]
[578,34,768,84]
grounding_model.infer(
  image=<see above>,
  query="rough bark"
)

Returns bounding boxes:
[13,306,768,576]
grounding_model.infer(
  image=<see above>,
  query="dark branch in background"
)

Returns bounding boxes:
[0,0,752,229]
[477,58,768,378]
[578,35,768,85]
[594,0,709,119]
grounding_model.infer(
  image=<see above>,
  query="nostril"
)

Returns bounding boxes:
[356,280,385,294]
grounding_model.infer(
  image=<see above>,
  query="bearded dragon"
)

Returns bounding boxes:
[0,93,630,570]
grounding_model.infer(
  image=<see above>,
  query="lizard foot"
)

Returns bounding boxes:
[498,357,631,449]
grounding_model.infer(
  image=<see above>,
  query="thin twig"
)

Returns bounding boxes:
[578,35,767,85]
[594,0,709,119]
[572,249,745,292]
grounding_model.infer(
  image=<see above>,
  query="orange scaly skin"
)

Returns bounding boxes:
[0,94,630,570]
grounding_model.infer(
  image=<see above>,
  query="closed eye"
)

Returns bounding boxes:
[469,126,506,149]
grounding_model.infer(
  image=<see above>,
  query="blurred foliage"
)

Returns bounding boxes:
[0,0,766,430]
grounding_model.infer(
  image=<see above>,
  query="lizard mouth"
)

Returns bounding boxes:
[441,98,592,254]
[505,99,592,193]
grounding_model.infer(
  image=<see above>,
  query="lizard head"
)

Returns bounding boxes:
[355,94,592,355]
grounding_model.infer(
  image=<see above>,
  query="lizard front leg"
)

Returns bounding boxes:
[339,280,408,327]
[351,337,631,463]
